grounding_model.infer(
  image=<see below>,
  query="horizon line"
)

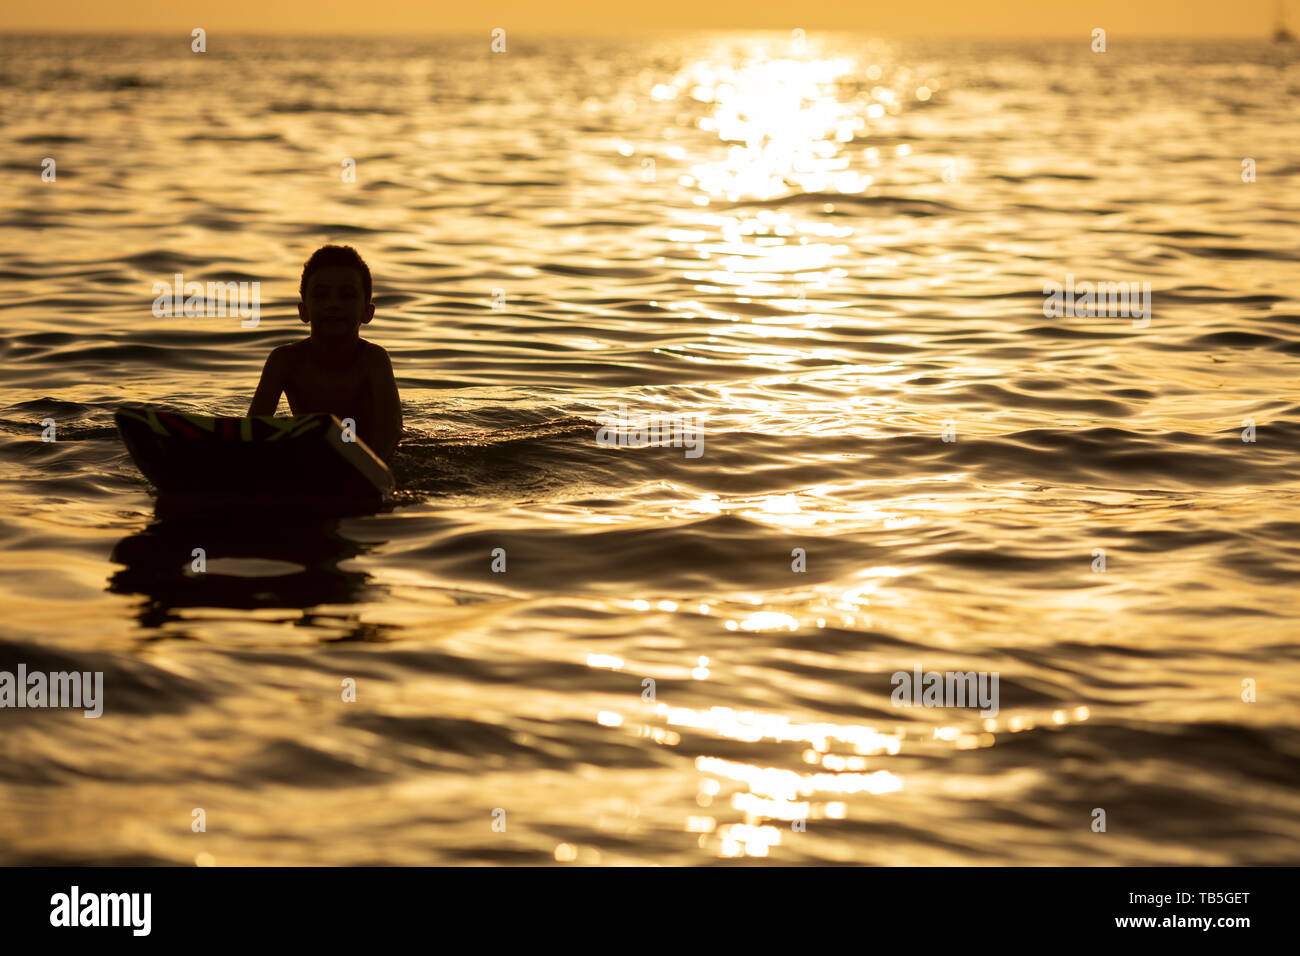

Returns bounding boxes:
[0,26,1290,40]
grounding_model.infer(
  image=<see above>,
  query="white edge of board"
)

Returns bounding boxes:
[323,417,396,495]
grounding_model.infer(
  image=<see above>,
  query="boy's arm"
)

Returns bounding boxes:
[248,347,285,416]
[366,347,402,463]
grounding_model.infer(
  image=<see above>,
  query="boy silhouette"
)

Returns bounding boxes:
[249,245,402,464]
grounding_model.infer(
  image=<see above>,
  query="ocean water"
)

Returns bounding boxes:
[1,32,1298,865]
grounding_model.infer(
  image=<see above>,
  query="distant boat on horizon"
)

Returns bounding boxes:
[1276,0,1296,42]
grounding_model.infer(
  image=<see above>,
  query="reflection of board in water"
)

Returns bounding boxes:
[108,513,385,627]
[115,405,395,517]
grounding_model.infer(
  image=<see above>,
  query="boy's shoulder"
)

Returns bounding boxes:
[358,338,393,367]
[270,338,309,359]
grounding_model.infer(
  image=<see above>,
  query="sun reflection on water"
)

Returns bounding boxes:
[678,54,878,201]
[594,40,1078,860]
[658,40,924,363]
[596,677,1097,858]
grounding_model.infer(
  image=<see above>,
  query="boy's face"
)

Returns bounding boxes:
[298,265,374,339]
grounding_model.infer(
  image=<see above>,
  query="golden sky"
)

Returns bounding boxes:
[0,0,1289,36]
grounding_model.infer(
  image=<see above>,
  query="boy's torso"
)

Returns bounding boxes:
[280,337,378,429]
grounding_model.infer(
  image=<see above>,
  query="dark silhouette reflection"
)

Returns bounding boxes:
[107,497,395,630]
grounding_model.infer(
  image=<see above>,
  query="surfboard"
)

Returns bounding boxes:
[115,405,395,514]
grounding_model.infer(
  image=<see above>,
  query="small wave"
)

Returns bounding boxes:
[726,192,961,216]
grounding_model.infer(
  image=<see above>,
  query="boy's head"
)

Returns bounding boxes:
[298,245,374,337]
